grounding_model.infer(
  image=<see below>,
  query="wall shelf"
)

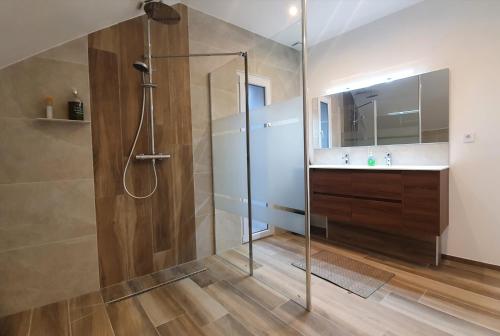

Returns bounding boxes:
[35,118,90,124]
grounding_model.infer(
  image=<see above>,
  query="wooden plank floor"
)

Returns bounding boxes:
[1,232,499,335]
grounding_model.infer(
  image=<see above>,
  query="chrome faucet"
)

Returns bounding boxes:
[342,153,350,165]
[385,152,392,166]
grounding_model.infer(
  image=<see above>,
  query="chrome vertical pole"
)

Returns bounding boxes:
[374,100,378,146]
[301,0,312,311]
[243,52,254,276]
[146,18,156,158]
[418,75,422,143]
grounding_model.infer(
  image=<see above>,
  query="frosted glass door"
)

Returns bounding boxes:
[209,60,251,273]
[250,97,305,234]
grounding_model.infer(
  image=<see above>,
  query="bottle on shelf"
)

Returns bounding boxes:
[68,89,84,120]
[45,96,54,119]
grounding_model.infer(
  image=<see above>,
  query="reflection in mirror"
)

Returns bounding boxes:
[376,76,420,145]
[421,69,450,143]
[312,69,449,148]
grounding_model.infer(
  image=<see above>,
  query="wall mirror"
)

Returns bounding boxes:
[312,68,449,148]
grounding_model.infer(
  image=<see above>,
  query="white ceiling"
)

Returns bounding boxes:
[305,0,423,46]
[183,0,423,48]
[0,0,421,69]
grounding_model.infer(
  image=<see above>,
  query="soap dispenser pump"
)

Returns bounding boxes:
[368,150,376,166]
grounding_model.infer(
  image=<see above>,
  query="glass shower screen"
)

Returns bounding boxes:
[209,19,308,307]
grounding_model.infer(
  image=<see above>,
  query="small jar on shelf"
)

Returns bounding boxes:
[45,96,54,119]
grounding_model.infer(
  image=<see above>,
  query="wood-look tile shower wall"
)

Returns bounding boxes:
[88,4,196,287]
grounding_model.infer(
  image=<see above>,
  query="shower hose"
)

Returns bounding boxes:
[122,75,158,199]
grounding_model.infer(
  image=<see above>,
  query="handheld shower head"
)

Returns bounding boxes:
[133,61,149,73]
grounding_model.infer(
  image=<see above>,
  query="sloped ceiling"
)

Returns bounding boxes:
[0,0,421,69]
[0,0,174,69]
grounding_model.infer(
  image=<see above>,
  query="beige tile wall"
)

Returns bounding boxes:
[187,8,301,257]
[0,37,99,317]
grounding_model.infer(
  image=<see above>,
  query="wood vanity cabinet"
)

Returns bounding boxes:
[310,168,449,265]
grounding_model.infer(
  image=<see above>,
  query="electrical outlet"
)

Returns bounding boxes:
[463,133,475,143]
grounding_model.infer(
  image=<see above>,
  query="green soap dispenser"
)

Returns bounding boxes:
[368,150,376,166]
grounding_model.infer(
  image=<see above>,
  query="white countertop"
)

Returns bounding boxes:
[309,164,449,171]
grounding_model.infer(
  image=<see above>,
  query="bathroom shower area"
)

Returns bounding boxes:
[91,1,308,297]
[90,1,308,295]
[89,4,199,287]
[0,1,310,324]
[89,3,305,304]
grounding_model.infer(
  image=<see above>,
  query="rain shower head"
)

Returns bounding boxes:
[133,61,149,73]
[143,1,181,24]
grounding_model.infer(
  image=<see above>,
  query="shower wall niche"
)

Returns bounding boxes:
[88,4,196,287]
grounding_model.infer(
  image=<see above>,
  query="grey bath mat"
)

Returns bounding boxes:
[292,250,394,298]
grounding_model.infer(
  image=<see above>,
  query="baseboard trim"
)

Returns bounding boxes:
[442,254,500,271]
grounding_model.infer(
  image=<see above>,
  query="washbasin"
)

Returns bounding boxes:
[309,164,449,171]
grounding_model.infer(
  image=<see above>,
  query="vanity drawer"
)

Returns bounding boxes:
[310,169,351,196]
[351,199,402,232]
[351,171,402,200]
[311,193,351,224]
